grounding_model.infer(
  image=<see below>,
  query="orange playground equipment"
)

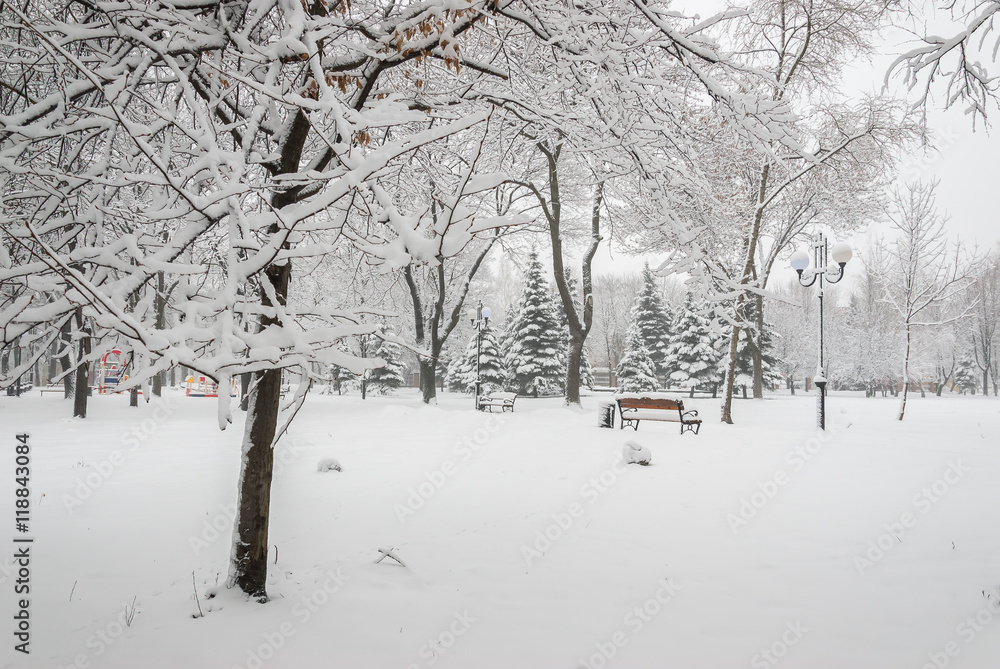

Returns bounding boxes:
[185,376,238,398]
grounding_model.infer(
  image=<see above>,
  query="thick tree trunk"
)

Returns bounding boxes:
[230,106,305,599]
[419,357,437,404]
[73,308,90,418]
[231,366,281,599]
[565,333,584,403]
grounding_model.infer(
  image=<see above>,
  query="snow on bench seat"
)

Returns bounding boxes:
[478,391,517,413]
[616,394,701,435]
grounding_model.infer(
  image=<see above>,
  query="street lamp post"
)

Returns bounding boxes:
[790,233,852,430]
[467,301,492,410]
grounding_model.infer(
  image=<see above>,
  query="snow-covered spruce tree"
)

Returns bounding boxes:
[721,302,780,399]
[579,345,596,390]
[444,345,472,392]
[448,329,504,393]
[367,337,407,395]
[629,263,674,384]
[505,251,565,396]
[665,295,719,397]
[616,326,659,393]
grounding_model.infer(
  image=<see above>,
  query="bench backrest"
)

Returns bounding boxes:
[618,398,683,411]
[484,392,517,401]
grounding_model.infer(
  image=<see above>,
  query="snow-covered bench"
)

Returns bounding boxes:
[616,394,701,435]
[477,391,517,413]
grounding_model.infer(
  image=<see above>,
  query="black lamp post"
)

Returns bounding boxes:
[790,232,852,430]
[467,301,492,410]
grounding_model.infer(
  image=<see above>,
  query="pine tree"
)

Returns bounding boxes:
[665,294,719,395]
[615,326,659,393]
[444,344,472,392]
[579,345,595,390]
[504,251,565,395]
[630,262,674,382]
[447,329,504,393]
[725,302,780,398]
[368,337,406,394]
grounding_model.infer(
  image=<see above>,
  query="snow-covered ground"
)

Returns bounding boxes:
[2,389,999,669]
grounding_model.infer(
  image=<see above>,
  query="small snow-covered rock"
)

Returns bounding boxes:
[623,441,651,466]
[317,458,342,473]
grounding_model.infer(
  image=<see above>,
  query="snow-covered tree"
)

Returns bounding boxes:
[554,269,597,394]
[970,252,1000,395]
[368,338,407,395]
[869,182,976,419]
[890,1,1000,124]
[629,263,674,382]
[665,295,719,396]
[615,326,659,393]
[504,252,564,396]
[447,330,504,394]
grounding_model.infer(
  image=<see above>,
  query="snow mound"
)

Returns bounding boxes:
[623,440,651,466]
[317,458,342,473]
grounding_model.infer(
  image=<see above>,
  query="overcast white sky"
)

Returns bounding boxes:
[591,4,1000,279]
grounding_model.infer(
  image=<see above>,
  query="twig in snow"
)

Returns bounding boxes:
[374,546,406,567]
[192,572,204,619]
[124,596,137,627]
[69,580,77,602]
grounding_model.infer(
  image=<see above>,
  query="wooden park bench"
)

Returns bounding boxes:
[616,394,702,435]
[477,391,517,413]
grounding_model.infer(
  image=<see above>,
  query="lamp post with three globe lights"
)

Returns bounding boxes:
[790,233,853,430]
